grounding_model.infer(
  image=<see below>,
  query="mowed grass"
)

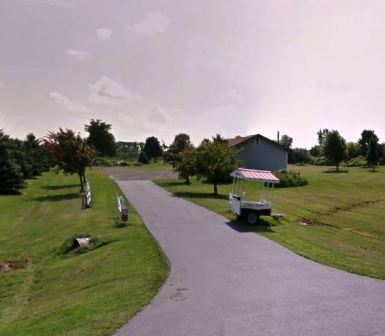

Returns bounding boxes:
[156,165,385,279]
[0,169,168,336]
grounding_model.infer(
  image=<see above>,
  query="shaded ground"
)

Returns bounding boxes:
[115,180,385,336]
[104,166,177,181]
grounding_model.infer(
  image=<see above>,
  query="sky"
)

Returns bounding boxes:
[1,0,385,148]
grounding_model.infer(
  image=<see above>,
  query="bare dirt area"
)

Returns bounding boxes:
[103,166,177,181]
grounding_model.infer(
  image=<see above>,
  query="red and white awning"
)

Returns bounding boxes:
[230,168,280,183]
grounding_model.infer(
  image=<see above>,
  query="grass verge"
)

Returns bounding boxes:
[0,168,168,336]
[155,165,385,279]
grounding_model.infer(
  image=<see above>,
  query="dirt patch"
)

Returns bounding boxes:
[0,260,27,273]
[343,228,378,238]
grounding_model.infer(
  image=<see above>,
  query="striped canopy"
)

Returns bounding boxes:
[230,168,280,184]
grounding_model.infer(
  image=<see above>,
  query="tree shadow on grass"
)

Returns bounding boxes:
[158,181,186,188]
[172,192,228,200]
[322,169,349,174]
[225,218,274,233]
[33,193,80,202]
[42,184,79,191]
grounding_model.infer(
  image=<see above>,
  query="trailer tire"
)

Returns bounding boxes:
[246,212,258,224]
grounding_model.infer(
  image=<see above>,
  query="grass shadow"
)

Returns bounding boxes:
[323,169,349,174]
[158,181,186,188]
[42,184,79,191]
[172,191,228,200]
[34,193,80,202]
[225,218,274,233]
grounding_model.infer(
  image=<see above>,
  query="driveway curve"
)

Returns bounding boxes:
[115,180,385,336]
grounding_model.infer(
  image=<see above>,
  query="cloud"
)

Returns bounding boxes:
[127,12,169,37]
[65,49,90,60]
[49,92,88,112]
[0,82,4,89]
[96,27,112,40]
[88,76,137,106]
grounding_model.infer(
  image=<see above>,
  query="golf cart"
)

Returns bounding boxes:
[229,168,280,224]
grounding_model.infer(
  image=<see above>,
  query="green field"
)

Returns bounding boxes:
[0,169,168,336]
[156,165,385,279]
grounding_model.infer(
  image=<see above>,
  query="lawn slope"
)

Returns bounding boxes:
[156,165,385,279]
[0,169,168,336]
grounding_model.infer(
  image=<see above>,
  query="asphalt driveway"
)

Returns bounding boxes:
[115,180,385,336]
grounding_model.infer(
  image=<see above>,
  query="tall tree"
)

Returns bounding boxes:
[166,133,192,168]
[279,134,293,150]
[359,130,379,156]
[0,130,24,194]
[143,136,163,162]
[85,119,116,157]
[317,129,329,146]
[323,130,347,171]
[196,136,238,195]
[45,129,96,191]
[366,136,379,172]
[346,142,361,160]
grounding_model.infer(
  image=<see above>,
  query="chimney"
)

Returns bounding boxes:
[277,131,280,143]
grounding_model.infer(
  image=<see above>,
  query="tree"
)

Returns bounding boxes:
[366,136,379,172]
[196,136,238,195]
[0,130,24,194]
[279,135,293,150]
[290,148,311,164]
[166,133,192,168]
[85,119,116,157]
[359,130,379,156]
[138,150,149,164]
[323,130,347,171]
[317,129,329,146]
[174,146,197,184]
[310,145,321,157]
[143,136,163,162]
[346,142,361,160]
[45,129,95,191]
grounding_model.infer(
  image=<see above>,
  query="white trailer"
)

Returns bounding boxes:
[229,168,280,224]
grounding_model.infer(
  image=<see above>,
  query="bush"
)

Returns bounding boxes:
[138,150,149,164]
[310,156,332,166]
[93,157,115,167]
[275,170,308,188]
[346,155,367,167]
[58,235,108,256]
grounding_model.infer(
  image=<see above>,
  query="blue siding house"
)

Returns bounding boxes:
[229,134,287,172]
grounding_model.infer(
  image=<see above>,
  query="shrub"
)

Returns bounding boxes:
[346,155,367,167]
[138,150,149,164]
[275,170,308,188]
[93,157,115,167]
[310,156,332,166]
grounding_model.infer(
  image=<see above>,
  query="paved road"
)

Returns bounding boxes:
[104,166,177,181]
[115,180,385,336]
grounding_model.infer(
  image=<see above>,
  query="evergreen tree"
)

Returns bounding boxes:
[0,131,24,194]
[366,136,379,172]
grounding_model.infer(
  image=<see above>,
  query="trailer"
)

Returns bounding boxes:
[229,168,280,224]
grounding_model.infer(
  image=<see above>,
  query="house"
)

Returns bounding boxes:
[228,134,287,171]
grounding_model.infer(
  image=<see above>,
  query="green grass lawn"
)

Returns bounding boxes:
[0,169,168,336]
[156,165,385,279]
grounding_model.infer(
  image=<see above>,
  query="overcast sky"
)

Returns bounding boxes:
[1,0,384,148]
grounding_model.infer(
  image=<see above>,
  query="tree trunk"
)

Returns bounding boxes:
[213,181,218,195]
[185,176,190,185]
[336,163,339,172]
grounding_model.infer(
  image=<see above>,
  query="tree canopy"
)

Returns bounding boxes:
[143,136,163,162]
[196,136,238,195]
[85,119,116,157]
[359,130,379,156]
[366,136,379,171]
[174,146,197,184]
[45,129,95,191]
[165,133,192,168]
[323,130,347,171]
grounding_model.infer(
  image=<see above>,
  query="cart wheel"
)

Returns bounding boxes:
[246,212,258,224]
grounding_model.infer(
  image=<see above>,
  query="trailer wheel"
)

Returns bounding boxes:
[246,212,258,224]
